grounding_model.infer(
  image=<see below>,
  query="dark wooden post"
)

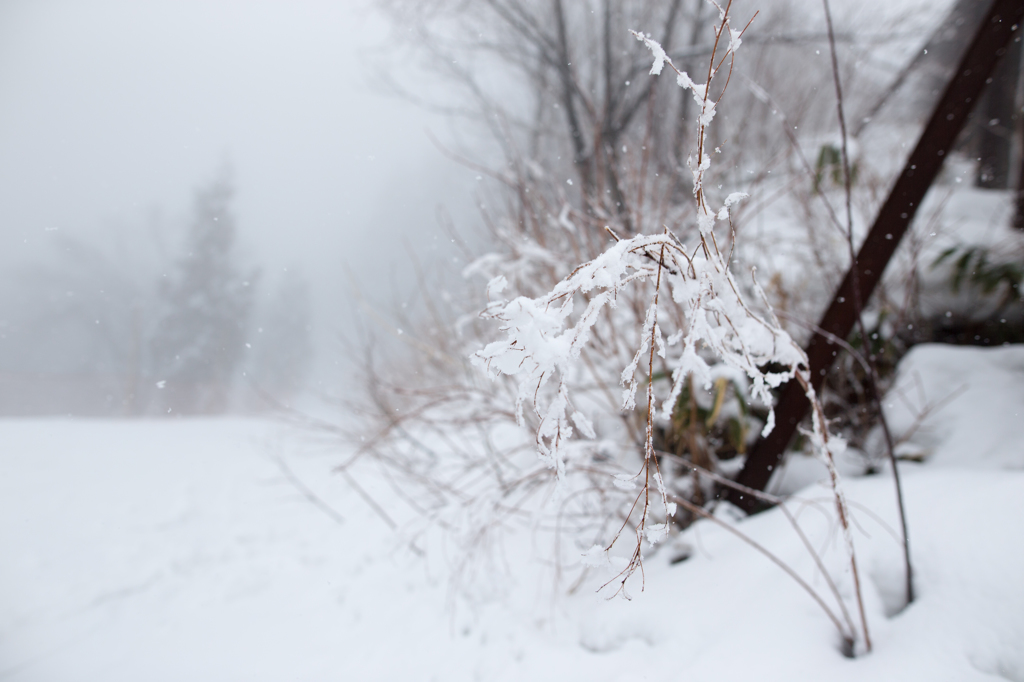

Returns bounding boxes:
[1016,149,1024,227]
[976,23,1022,188]
[727,0,1024,513]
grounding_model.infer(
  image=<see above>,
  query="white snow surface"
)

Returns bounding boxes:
[2,346,1023,681]
[883,343,1024,470]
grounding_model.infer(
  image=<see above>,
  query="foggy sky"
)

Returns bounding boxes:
[0,0,470,381]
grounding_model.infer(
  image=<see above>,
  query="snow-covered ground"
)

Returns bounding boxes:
[2,344,1022,681]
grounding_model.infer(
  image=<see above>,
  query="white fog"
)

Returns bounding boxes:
[0,0,472,407]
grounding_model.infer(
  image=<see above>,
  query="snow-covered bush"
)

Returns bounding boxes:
[349,0,892,654]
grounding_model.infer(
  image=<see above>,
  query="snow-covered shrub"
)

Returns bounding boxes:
[473,7,867,642]
[349,0,881,653]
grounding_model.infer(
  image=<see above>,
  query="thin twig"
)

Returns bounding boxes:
[665,454,857,639]
[669,492,853,651]
[823,0,913,616]
[339,467,398,531]
[273,454,346,526]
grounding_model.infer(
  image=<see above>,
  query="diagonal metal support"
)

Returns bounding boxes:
[727,0,1024,513]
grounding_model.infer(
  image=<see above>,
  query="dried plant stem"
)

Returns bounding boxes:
[823,0,913,612]
[669,492,854,651]
[273,454,347,526]
[601,3,754,593]
[795,369,871,653]
[672,456,858,645]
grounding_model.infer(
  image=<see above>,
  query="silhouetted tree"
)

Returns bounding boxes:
[151,176,258,414]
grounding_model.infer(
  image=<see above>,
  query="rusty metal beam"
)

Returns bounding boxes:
[728,0,1024,513]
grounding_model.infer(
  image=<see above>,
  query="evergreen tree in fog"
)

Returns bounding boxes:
[151,177,257,414]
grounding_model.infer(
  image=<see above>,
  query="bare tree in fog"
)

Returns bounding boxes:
[0,224,164,416]
[150,176,258,415]
[0,173,316,416]
[378,0,889,232]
